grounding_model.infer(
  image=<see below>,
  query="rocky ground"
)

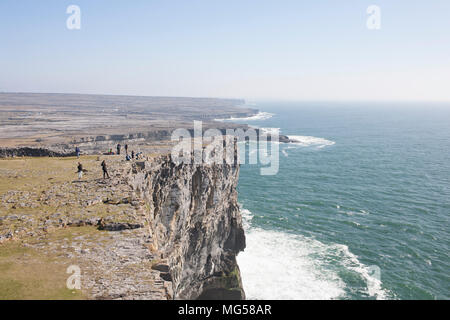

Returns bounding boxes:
[0,155,172,299]
[0,93,254,149]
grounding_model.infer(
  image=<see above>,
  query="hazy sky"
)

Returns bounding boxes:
[1,0,449,101]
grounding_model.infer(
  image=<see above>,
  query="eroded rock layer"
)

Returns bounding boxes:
[128,155,246,299]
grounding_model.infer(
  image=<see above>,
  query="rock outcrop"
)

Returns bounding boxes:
[0,147,76,158]
[127,155,246,299]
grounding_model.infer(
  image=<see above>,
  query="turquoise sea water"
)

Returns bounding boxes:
[232,102,450,300]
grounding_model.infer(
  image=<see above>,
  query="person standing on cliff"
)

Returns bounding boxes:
[101,160,110,179]
[77,162,83,180]
[125,144,128,155]
[75,146,80,158]
[117,144,121,155]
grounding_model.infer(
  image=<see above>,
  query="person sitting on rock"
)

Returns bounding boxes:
[101,160,110,179]
[125,154,131,161]
[77,162,83,180]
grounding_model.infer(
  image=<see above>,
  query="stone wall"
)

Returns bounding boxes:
[0,147,76,158]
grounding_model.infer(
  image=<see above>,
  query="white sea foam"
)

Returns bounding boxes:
[260,127,281,135]
[334,244,389,300]
[287,135,335,148]
[238,213,345,300]
[238,208,390,300]
[214,111,274,122]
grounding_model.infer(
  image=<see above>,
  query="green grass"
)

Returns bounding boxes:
[0,228,98,300]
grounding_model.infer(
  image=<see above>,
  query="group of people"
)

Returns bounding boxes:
[75,143,141,180]
[118,144,143,161]
[76,160,110,180]
[126,150,143,161]
[117,144,138,157]
[101,144,140,159]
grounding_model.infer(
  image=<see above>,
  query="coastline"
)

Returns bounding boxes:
[0,94,316,299]
[0,93,250,299]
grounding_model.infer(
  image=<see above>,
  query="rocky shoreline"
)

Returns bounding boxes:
[0,93,293,299]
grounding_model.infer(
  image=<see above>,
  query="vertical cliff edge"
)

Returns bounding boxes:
[127,155,246,299]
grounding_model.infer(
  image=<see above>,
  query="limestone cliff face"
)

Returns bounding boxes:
[127,155,246,300]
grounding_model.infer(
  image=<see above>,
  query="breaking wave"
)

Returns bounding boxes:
[287,135,336,148]
[215,112,274,122]
[237,208,390,300]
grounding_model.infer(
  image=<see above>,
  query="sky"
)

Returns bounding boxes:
[1,0,450,101]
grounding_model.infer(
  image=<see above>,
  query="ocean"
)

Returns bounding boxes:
[229,101,450,300]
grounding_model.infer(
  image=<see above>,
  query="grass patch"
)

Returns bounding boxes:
[0,227,101,300]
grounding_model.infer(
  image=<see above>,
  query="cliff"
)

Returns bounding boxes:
[0,154,246,300]
[0,93,251,299]
[128,155,246,299]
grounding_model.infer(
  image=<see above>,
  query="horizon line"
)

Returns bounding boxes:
[1,91,450,105]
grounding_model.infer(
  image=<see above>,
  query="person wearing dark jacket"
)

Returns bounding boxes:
[101,160,110,179]
[77,162,83,180]
[117,144,121,155]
